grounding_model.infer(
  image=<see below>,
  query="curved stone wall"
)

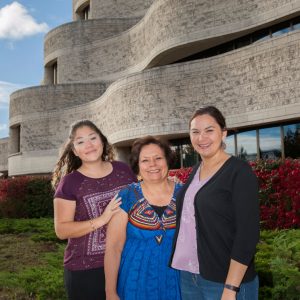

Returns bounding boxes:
[91,0,154,18]
[9,82,108,124]
[46,0,300,83]
[44,18,140,72]
[91,30,300,143]
[0,138,8,173]
[9,30,300,175]
[72,0,154,19]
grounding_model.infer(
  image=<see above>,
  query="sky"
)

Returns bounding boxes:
[0,0,72,138]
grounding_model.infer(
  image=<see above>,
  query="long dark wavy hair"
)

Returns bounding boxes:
[51,120,114,189]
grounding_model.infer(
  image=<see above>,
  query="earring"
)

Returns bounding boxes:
[221,140,226,149]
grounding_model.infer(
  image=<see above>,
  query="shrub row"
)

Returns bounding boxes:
[170,159,300,230]
[1,159,299,230]
[0,176,54,218]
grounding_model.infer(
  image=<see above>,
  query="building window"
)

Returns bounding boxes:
[259,127,282,159]
[237,130,257,161]
[226,134,236,156]
[52,61,57,84]
[284,123,300,158]
[77,3,90,20]
[83,5,90,20]
[292,16,300,30]
[171,15,300,65]
[271,21,291,37]
[170,138,199,169]
[10,125,21,154]
[168,121,300,168]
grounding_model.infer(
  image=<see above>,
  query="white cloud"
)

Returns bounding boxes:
[0,123,7,131]
[0,81,25,108]
[0,1,49,40]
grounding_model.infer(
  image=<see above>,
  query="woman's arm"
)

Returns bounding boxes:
[53,196,121,240]
[222,164,260,299]
[104,210,128,300]
[221,259,247,300]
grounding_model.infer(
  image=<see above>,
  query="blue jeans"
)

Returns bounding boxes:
[180,271,258,300]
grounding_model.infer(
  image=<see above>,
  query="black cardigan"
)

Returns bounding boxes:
[171,156,260,283]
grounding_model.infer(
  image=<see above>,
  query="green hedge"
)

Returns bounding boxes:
[0,219,299,299]
[256,230,300,299]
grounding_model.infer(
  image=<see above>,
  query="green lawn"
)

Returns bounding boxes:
[0,218,299,299]
[0,218,66,300]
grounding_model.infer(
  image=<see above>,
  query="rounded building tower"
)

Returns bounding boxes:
[4,0,300,175]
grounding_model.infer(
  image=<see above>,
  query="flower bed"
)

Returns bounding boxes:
[169,159,300,230]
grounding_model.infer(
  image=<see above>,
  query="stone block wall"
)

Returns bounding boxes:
[13,30,300,153]
[46,0,300,84]
[89,0,154,19]
[6,0,300,175]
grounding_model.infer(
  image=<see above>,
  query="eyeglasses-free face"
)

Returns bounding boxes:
[138,144,169,183]
[190,114,227,159]
[72,126,103,163]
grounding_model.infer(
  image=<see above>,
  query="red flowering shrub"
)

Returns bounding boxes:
[0,176,30,217]
[169,167,193,183]
[0,176,53,218]
[169,159,300,230]
[251,159,300,229]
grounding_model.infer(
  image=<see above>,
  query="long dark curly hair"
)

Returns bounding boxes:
[51,120,114,189]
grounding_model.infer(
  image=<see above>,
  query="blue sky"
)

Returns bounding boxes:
[0,0,72,138]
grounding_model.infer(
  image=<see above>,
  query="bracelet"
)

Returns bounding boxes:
[89,219,96,231]
[224,283,240,293]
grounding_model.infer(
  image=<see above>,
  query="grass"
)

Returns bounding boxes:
[0,218,299,299]
[0,218,66,300]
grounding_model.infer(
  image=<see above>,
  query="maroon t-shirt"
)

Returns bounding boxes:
[54,161,136,271]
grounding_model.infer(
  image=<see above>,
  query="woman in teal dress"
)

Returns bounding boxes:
[105,136,182,300]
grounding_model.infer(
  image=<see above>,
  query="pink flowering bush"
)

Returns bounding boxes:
[169,159,300,230]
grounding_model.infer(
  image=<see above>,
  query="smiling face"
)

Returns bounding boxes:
[190,114,227,159]
[138,143,169,183]
[72,125,103,163]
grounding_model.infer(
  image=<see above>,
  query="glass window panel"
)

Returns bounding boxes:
[253,28,271,43]
[292,16,300,30]
[259,127,282,159]
[235,35,251,48]
[293,22,300,30]
[170,145,181,169]
[182,144,199,168]
[237,130,257,161]
[271,22,291,37]
[218,42,234,54]
[226,135,235,156]
[283,123,300,159]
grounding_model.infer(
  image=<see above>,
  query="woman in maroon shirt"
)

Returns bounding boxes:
[52,120,136,300]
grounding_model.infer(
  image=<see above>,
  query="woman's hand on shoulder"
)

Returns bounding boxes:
[101,195,122,225]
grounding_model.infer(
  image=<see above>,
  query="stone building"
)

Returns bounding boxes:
[1,0,300,176]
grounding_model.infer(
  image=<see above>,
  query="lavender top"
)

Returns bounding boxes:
[171,167,210,274]
[54,161,136,271]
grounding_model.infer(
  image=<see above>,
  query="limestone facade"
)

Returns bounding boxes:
[0,0,299,175]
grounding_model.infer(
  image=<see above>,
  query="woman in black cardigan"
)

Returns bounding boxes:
[171,106,259,300]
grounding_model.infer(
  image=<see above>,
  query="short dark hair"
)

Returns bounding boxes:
[189,106,226,130]
[130,136,174,175]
